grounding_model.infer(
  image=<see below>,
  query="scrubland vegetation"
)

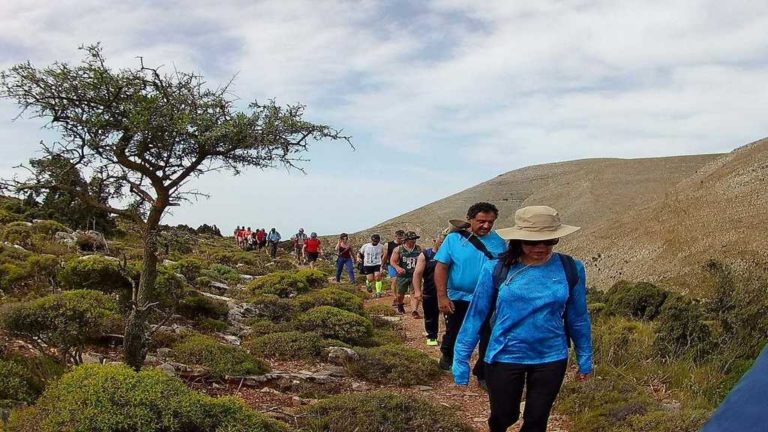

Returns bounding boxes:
[0,193,765,432]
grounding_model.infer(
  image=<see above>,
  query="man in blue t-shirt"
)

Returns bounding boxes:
[435,202,507,387]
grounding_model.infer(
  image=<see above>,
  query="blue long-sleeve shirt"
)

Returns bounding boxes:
[453,253,593,385]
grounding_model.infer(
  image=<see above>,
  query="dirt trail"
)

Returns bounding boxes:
[367,291,570,432]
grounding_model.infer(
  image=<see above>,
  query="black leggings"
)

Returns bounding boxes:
[440,299,492,379]
[486,359,568,432]
[422,294,439,339]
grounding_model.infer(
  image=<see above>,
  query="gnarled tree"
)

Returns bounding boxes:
[0,45,349,369]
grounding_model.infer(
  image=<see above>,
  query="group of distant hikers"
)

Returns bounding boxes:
[233,226,323,268]
[230,201,758,432]
[233,203,593,432]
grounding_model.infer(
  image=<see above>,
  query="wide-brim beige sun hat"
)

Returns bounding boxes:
[496,206,581,241]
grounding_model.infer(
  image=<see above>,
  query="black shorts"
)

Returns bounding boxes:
[306,252,319,262]
[361,265,381,275]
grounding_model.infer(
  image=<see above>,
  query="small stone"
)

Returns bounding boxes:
[414,385,433,391]
[157,363,176,376]
[156,348,172,358]
[323,346,359,365]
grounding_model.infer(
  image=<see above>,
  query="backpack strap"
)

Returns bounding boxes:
[455,230,495,260]
[557,253,579,348]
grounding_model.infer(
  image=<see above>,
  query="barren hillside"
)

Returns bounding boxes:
[357,154,718,241]
[564,138,768,292]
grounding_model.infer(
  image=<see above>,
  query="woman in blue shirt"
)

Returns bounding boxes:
[453,206,593,432]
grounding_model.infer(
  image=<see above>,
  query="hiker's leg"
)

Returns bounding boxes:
[486,362,526,432]
[335,258,344,282]
[440,300,469,361]
[423,295,439,339]
[519,359,568,432]
[374,271,383,294]
[344,258,355,283]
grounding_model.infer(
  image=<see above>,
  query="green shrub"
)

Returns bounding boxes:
[298,391,472,432]
[248,271,309,298]
[615,409,710,432]
[295,269,327,288]
[30,220,69,236]
[172,334,269,379]
[272,259,296,271]
[1,223,34,248]
[197,318,229,333]
[292,288,365,315]
[210,251,261,267]
[247,294,297,323]
[177,291,229,320]
[365,327,407,347]
[58,256,132,292]
[366,303,398,316]
[170,257,206,282]
[246,319,296,337]
[201,264,241,285]
[0,359,37,403]
[592,317,655,369]
[605,281,669,320]
[245,331,326,360]
[151,266,187,310]
[4,363,286,432]
[347,344,441,385]
[654,294,714,360]
[0,209,22,224]
[297,306,373,345]
[0,290,120,364]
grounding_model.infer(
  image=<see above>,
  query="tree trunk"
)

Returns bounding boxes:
[123,205,164,370]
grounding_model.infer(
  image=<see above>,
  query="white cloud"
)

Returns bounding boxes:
[1,0,767,233]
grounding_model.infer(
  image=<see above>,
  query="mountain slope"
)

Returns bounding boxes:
[564,138,768,291]
[360,154,720,241]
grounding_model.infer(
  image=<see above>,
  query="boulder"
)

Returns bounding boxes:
[322,346,359,365]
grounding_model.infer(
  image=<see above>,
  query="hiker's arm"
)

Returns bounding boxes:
[565,260,593,377]
[412,253,426,301]
[435,262,453,314]
[390,248,404,274]
[453,261,495,385]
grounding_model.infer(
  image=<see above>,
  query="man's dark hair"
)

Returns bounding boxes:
[467,202,499,219]
[395,230,405,236]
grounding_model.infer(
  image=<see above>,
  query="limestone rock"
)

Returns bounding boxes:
[323,346,359,365]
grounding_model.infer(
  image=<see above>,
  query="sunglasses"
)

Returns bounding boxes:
[521,239,559,246]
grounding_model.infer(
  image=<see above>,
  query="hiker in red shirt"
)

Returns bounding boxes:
[303,232,323,269]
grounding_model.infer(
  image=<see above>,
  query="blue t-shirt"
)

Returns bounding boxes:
[434,230,507,301]
[452,254,593,385]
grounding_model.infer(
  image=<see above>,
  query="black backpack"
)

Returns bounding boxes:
[491,253,579,347]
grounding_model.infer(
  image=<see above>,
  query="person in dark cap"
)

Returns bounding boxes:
[389,231,422,315]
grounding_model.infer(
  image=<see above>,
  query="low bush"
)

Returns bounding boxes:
[247,294,297,323]
[197,318,229,333]
[295,269,327,288]
[298,391,473,432]
[0,290,120,364]
[605,281,669,320]
[245,331,326,360]
[272,259,296,271]
[246,319,296,337]
[0,359,37,403]
[169,257,206,282]
[347,344,441,386]
[297,306,373,345]
[592,316,655,369]
[172,334,269,379]
[201,264,241,285]
[30,220,69,236]
[366,303,398,317]
[0,209,22,224]
[4,363,286,432]
[1,223,34,248]
[654,294,714,360]
[177,291,229,320]
[292,288,365,315]
[58,256,133,293]
[248,271,309,298]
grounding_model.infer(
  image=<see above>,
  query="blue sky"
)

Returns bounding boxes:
[1,0,767,235]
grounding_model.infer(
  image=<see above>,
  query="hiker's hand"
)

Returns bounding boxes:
[575,372,592,382]
[412,293,422,303]
[438,296,455,314]
[396,266,405,275]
